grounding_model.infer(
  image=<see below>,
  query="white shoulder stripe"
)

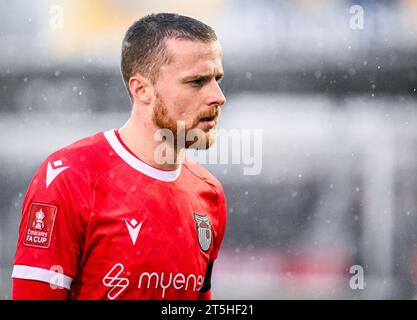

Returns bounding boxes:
[12,265,73,290]
[104,129,181,182]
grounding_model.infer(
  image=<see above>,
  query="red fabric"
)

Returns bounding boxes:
[12,279,68,300]
[12,130,227,300]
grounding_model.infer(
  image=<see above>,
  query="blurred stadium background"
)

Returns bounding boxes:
[1,0,417,299]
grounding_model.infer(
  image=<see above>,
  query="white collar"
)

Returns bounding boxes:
[104,129,181,182]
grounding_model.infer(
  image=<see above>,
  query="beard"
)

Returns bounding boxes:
[152,93,219,150]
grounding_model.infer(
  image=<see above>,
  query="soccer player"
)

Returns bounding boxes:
[12,13,227,300]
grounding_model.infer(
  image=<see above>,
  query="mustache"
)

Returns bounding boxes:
[197,107,221,121]
[187,107,221,130]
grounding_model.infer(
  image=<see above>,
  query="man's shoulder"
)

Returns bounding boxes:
[183,159,225,194]
[41,130,121,185]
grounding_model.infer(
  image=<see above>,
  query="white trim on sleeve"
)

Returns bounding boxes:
[12,265,73,290]
[104,129,181,182]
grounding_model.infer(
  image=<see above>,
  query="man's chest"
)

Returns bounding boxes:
[74,179,217,299]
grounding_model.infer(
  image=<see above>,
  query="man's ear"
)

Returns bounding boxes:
[128,73,153,104]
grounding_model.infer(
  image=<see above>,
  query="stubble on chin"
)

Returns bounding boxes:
[152,95,217,150]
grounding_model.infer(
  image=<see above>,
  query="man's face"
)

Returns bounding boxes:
[152,38,226,149]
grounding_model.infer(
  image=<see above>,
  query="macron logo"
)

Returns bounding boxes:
[46,160,70,188]
[125,218,143,245]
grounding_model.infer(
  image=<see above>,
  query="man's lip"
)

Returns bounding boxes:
[199,113,219,122]
[198,119,216,129]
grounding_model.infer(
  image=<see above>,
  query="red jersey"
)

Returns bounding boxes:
[12,129,227,300]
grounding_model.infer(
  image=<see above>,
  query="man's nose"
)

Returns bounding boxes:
[208,80,226,106]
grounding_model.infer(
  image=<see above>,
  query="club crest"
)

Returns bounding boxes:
[193,213,212,252]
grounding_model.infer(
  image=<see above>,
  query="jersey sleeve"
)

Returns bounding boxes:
[210,183,227,262]
[12,155,91,293]
[12,278,69,300]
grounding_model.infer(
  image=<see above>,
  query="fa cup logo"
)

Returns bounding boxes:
[33,208,45,230]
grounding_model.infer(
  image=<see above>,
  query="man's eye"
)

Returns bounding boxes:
[190,79,204,87]
[216,77,223,84]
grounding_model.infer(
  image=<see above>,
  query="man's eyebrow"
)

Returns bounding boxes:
[182,72,224,82]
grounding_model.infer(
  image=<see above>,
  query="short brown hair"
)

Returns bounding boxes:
[121,13,217,99]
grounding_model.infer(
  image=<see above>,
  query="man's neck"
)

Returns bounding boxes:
[118,117,182,171]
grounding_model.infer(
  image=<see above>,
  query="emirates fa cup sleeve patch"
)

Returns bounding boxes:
[23,203,57,249]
